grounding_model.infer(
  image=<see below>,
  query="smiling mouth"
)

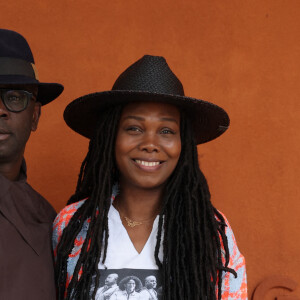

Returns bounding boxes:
[134,159,162,167]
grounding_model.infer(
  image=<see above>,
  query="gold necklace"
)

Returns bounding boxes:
[116,204,157,228]
[124,216,143,228]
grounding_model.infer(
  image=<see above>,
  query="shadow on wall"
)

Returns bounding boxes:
[252,275,299,300]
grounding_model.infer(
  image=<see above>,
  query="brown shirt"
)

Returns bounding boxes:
[0,161,56,300]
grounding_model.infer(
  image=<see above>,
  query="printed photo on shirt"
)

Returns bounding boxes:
[93,269,162,300]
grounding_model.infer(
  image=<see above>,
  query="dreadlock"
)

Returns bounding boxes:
[55,104,237,300]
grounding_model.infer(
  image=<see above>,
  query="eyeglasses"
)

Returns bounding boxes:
[0,89,34,112]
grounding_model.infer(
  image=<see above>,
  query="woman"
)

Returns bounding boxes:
[111,276,142,299]
[53,55,247,299]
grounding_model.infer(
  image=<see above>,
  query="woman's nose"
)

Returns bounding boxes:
[138,133,160,153]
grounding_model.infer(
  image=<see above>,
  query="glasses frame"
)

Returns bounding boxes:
[0,89,34,113]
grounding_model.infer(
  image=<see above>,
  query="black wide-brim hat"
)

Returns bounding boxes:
[0,29,63,105]
[64,55,230,144]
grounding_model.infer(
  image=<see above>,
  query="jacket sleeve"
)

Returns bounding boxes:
[220,214,248,300]
[52,199,86,261]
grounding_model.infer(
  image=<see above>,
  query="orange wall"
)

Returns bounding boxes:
[2,0,300,298]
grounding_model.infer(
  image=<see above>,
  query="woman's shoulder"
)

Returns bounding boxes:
[216,211,240,255]
[215,211,240,256]
[53,199,87,228]
[52,199,87,253]
[216,211,248,298]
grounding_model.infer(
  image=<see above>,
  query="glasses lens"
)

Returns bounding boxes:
[3,90,28,112]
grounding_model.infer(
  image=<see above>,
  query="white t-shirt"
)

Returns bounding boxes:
[99,205,163,270]
[95,205,162,300]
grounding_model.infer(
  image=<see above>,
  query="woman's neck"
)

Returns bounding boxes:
[114,182,163,221]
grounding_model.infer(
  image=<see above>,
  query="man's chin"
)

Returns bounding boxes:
[0,148,24,164]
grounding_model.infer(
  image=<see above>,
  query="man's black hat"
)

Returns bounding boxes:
[64,55,230,144]
[0,29,63,105]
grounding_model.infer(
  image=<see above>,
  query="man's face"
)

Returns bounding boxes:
[0,85,41,163]
[145,276,157,289]
[105,274,118,286]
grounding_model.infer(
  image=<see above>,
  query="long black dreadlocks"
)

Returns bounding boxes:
[55,104,237,300]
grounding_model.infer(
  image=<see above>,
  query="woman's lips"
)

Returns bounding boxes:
[132,159,164,171]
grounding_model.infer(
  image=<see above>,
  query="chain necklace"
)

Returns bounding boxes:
[115,203,157,228]
[124,216,143,228]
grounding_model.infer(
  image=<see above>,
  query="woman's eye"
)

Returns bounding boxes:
[161,128,175,134]
[126,126,142,133]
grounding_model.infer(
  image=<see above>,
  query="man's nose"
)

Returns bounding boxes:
[139,133,160,153]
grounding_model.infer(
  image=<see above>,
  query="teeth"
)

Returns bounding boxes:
[135,160,160,167]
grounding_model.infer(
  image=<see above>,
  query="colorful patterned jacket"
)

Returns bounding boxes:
[53,196,248,299]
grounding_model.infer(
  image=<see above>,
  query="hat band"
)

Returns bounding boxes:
[0,57,39,80]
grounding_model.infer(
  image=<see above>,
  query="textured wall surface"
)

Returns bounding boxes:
[2,0,299,298]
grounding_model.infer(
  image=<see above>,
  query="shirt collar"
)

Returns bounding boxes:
[0,158,27,192]
[0,159,55,255]
[122,290,137,296]
[18,159,27,181]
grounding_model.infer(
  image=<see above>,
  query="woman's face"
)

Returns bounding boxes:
[115,101,181,190]
[125,279,136,293]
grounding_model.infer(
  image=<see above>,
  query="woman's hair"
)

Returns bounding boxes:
[119,276,143,292]
[55,103,236,300]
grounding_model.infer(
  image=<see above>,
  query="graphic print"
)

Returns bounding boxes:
[94,269,162,300]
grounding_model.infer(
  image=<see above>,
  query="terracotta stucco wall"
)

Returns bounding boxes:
[2,0,299,298]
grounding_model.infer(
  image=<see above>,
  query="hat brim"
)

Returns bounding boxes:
[0,75,64,105]
[64,90,230,145]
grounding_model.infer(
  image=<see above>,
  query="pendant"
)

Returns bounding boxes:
[124,216,143,227]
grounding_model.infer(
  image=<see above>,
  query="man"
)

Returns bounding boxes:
[0,29,63,299]
[95,273,119,300]
[139,276,158,300]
